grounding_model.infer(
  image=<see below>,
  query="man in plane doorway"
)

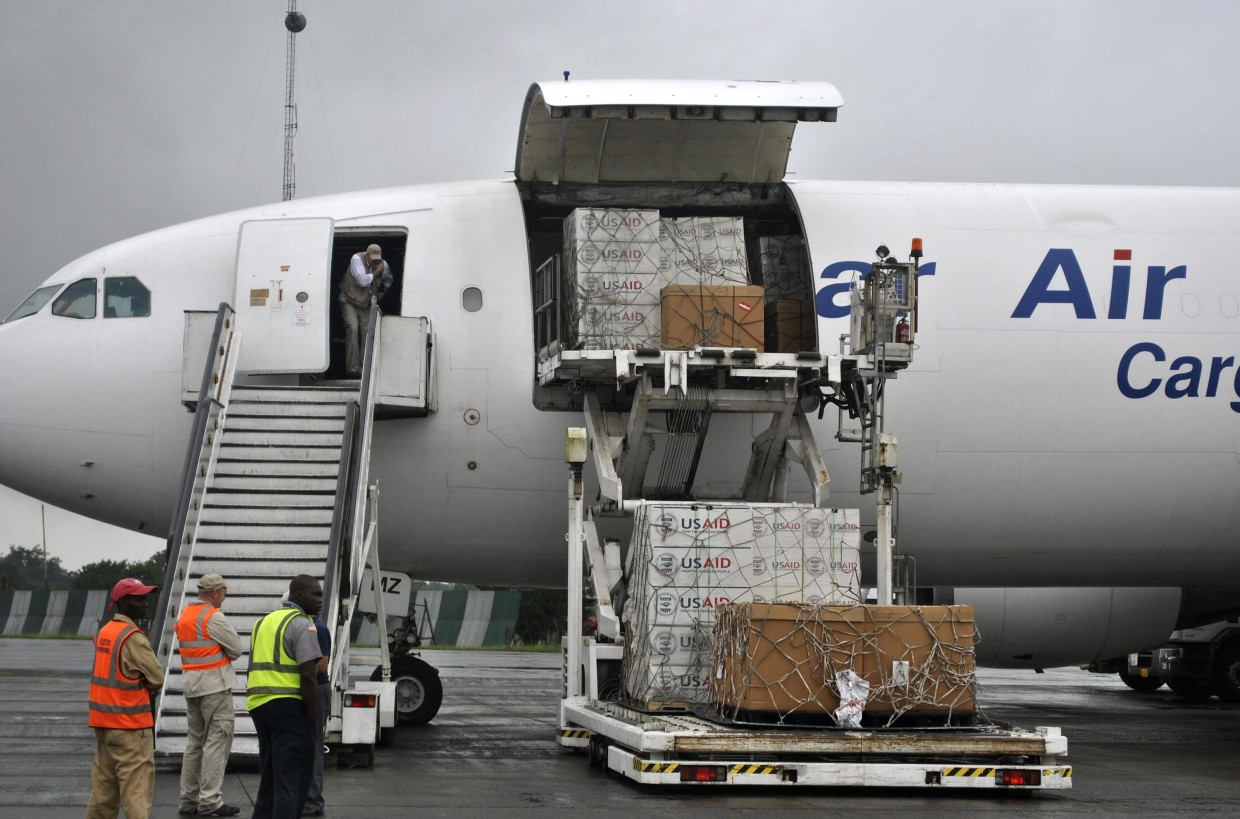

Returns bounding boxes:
[175,574,243,817]
[339,243,394,377]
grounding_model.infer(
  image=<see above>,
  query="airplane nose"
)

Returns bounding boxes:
[0,307,163,529]
[0,318,55,502]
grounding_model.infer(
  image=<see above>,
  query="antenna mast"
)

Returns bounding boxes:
[282,2,306,201]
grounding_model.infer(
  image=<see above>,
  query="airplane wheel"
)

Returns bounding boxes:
[1118,669,1164,693]
[372,657,443,725]
[1210,646,1240,702]
[1166,676,1212,701]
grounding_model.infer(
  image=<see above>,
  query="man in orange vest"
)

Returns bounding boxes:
[87,577,165,819]
[175,574,243,817]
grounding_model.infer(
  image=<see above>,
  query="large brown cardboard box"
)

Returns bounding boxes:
[661,285,764,350]
[712,603,976,722]
[765,299,815,354]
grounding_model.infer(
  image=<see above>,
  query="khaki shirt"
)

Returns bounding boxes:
[113,613,165,691]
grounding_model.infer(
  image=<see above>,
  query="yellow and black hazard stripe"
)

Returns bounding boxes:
[1045,766,1073,778]
[558,728,591,740]
[729,763,782,776]
[631,759,782,777]
[942,766,995,778]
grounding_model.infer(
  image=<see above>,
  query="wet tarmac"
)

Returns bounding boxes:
[2,639,1238,816]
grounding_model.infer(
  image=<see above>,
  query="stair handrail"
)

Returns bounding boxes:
[154,303,238,659]
[323,303,383,690]
[323,401,358,627]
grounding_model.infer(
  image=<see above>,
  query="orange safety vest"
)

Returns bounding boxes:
[89,619,154,729]
[175,601,231,672]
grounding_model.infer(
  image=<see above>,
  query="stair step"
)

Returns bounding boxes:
[217,445,342,462]
[225,415,349,433]
[211,476,338,492]
[202,506,334,525]
[220,431,345,447]
[195,524,331,543]
[187,542,329,561]
[230,386,357,404]
[213,461,341,478]
[227,402,348,418]
[204,492,335,508]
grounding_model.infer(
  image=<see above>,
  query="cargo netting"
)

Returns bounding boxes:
[711,602,978,727]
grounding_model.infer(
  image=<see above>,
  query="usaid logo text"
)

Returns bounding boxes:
[679,516,730,531]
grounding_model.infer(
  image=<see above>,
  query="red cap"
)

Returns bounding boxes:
[110,577,158,603]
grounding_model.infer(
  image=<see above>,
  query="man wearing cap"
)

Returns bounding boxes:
[87,578,165,819]
[339,243,395,377]
[175,574,243,817]
[247,574,323,819]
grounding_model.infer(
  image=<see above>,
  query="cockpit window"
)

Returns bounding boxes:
[3,284,62,323]
[104,276,151,318]
[51,278,97,319]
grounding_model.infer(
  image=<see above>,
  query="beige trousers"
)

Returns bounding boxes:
[86,726,154,819]
[179,688,236,812]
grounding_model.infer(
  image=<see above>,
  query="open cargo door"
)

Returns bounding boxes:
[233,217,334,373]
[515,79,843,186]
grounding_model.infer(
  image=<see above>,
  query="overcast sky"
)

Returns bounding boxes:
[2,0,1239,570]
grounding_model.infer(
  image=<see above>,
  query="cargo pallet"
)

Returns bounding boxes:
[551,254,1072,790]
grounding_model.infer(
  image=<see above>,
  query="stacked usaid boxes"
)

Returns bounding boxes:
[622,502,861,708]
[564,209,664,350]
[562,209,756,351]
[660,216,750,286]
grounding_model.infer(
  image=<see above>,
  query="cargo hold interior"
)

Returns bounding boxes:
[519,181,819,412]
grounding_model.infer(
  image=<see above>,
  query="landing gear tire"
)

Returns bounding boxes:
[1166,676,1213,701]
[371,656,443,725]
[1119,669,1164,693]
[1210,646,1240,702]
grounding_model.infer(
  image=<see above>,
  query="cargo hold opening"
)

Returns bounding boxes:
[519,181,818,411]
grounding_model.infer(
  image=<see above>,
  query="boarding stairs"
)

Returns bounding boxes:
[149,303,396,760]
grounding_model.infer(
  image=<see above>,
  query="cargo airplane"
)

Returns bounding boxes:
[1,80,1237,686]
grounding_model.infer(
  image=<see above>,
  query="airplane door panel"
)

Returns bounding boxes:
[233,218,334,373]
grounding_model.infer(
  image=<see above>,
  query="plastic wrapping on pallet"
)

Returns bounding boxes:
[756,235,812,300]
[660,217,750,285]
[711,603,977,726]
[622,503,861,708]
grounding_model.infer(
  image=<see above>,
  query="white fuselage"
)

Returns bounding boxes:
[1,178,1238,592]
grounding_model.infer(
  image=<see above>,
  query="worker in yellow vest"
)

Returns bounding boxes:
[87,577,165,819]
[246,575,324,819]
[175,574,243,817]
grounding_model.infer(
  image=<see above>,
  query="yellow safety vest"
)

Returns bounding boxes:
[246,607,306,711]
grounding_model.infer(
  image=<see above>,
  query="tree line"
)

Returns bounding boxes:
[0,545,165,592]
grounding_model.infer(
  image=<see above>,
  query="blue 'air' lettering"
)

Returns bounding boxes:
[1011,248,1186,320]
